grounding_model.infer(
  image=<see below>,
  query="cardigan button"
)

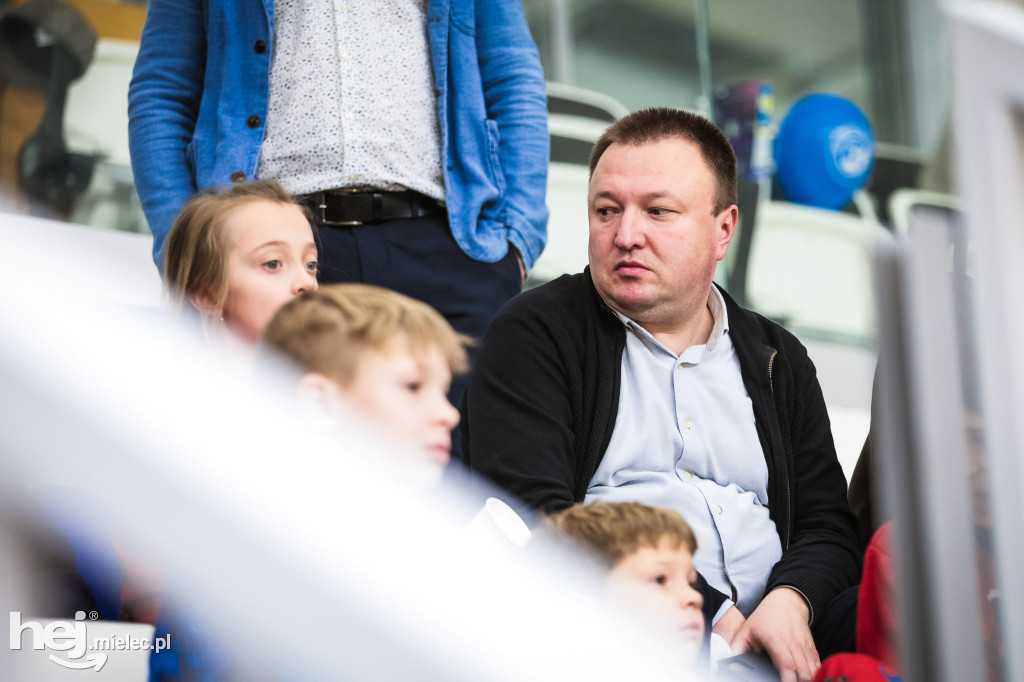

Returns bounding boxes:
[254,39,266,54]
[247,114,261,128]
[230,171,246,183]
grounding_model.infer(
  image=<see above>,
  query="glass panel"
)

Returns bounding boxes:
[524,0,880,140]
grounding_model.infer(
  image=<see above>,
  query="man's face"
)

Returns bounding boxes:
[587,138,736,330]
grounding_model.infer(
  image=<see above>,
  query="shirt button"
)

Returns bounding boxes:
[246,114,261,128]
[726,565,732,575]
[341,54,351,62]
[254,39,266,54]
[715,505,723,515]
[684,471,693,479]
[347,173,357,182]
[337,1,347,9]
[229,171,246,183]
[683,418,694,430]
[344,111,354,121]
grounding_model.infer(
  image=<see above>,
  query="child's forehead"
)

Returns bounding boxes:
[366,336,451,371]
[622,536,692,562]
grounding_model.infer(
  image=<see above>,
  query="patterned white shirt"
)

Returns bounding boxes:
[585,287,784,616]
[257,0,446,202]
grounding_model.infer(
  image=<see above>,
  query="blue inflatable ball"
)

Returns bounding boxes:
[774,94,875,210]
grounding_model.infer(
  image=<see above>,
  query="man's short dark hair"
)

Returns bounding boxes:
[588,107,738,214]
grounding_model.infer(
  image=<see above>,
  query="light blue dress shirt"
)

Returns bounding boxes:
[585,288,783,616]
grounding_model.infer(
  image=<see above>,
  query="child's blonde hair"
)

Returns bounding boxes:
[545,502,697,567]
[164,179,309,315]
[262,283,469,386]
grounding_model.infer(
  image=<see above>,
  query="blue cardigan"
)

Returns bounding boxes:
[128,0,550,270]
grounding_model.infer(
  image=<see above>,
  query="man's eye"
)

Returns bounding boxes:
[263,260,282,271]
[653,574,667,586]
[306,261,319,273]
[595,207,612,217]
[649,208,669,216]
[405,382,422,393]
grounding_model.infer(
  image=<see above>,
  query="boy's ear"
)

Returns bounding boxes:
[297,372,346,412]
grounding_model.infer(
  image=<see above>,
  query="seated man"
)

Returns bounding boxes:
[460,107,860,682]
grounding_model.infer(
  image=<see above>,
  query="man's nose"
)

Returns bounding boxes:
[612,208,644,250]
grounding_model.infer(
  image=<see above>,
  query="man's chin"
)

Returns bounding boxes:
[603,292,656,319]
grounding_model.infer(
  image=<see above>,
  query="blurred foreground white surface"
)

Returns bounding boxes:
[0,213,705,680]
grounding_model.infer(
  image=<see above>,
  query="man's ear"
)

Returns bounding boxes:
[715,205,739,261]
[297,372,346,412]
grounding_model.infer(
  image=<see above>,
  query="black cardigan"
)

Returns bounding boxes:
[460,269,861,619]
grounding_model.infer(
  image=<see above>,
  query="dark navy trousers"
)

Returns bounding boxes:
[314,213,523,458]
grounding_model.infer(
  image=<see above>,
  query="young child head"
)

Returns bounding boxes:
[164,179,319,343]
[262,284,467,472]
[547,502,705,656]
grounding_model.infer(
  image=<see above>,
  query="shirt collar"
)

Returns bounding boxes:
[706,285,730,351]
[609,285,731,352]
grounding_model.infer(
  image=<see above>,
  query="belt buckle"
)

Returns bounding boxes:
[315,190,363,226]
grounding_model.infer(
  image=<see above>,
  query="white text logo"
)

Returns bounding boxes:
[10,611,171,672]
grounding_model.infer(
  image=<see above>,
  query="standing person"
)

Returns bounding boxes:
[460,107,860,682]
[128,0,549,412]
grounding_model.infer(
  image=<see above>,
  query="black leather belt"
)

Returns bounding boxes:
[299,189,443,226]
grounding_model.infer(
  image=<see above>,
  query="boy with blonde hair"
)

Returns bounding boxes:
[262,284,467,476]
[546,502,708,665]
